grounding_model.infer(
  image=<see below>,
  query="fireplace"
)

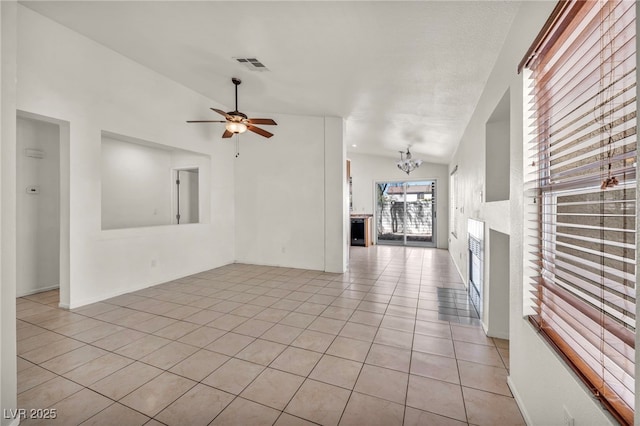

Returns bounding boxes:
[468,218,484,317]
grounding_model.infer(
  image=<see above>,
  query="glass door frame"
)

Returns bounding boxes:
[373,178,437,248]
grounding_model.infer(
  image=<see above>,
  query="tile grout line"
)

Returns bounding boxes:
[16,248,520,426]
[334,251,395,425]
[16,294,160,424]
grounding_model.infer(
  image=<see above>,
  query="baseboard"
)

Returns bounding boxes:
[67,262,233,309]
[507,375,532,426]
[16,285,59,298]
[58,302,70,309]
[487,330,509,340]
[485,326,509,340]
[70,280,162,309]
[233,259,324,273]
[449,250,465,284]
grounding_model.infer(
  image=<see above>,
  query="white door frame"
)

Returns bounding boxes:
[17,110,70,308]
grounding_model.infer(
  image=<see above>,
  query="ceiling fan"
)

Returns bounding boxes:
[187,77,277,138]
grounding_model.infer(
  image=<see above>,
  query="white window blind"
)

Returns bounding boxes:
[523,1,636,424]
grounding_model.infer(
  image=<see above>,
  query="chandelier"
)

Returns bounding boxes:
[397,148,423,175]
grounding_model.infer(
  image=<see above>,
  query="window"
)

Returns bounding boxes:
[450,166,458,237]
[522,1,636,424]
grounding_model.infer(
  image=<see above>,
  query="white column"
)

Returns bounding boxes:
[1,1,19,425]
[323,117,347,273]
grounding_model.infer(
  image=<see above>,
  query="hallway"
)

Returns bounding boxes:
[15,246,522,425]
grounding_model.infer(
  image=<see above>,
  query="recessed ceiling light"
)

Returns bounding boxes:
[352,144,357,148]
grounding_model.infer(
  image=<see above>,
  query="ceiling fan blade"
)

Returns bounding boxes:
[247,118,277,126]
[222,130,234,138]
[247,125,274,138]
[211,108,233,120]
[187,120,226,123]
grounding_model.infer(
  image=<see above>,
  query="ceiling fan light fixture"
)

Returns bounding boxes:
[187,78,276,141]
[226,121,247,134]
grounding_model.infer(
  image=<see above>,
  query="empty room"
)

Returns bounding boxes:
[0,1,637,425]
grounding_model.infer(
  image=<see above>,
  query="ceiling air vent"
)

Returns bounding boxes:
[234,57,269,72]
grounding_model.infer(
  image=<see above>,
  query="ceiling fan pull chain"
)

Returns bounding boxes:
[235,135,240,158]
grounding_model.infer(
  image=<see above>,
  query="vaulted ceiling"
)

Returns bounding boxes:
[20,1,521,164]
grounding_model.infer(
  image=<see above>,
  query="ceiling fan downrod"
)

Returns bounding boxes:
[232,77,241,112]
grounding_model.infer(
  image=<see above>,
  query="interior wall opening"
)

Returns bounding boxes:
[16,114,62,300]
[101,131,207,230]
[485,89,510,202]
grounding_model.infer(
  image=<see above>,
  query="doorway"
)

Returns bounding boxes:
[375,180,436,247]
[16,115,61,297]
[173,168,199,224]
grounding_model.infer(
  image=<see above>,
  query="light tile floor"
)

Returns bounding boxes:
[15,246,522,425]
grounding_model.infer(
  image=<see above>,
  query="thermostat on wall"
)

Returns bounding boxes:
[26,185,40,194]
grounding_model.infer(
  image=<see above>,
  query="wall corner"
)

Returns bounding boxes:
[1,1,19,424]
[323,116,347,273]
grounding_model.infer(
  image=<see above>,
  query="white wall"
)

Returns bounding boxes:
[348,151,448,249]
[234,114,347,272]
[324,117,348,273]
[1,1,18,425]
[16,116,60,296]
[101,136,172,229]
[487,229,509,339]
[17,5,236,308]
[448,2,617,425]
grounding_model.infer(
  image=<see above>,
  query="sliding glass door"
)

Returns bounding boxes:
[375,180,436,247]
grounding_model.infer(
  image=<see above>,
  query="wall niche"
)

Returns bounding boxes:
[485,90,510,202]
[101,131,208,230]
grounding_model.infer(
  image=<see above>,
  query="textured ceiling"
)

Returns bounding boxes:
[20,1,521,164]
